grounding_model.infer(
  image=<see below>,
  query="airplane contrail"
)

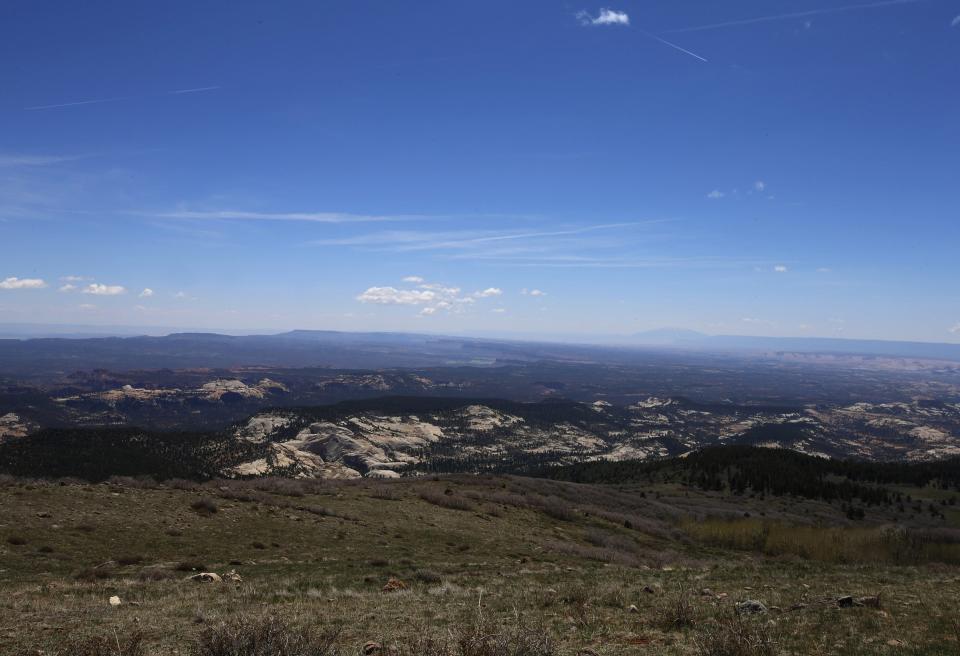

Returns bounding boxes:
[666,0,927,33]
[639,29,709,62]
[169,86,221,95]
[25,86,221,110]
[25,96,130,110]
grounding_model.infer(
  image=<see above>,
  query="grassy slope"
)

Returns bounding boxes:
[1,475,959,655]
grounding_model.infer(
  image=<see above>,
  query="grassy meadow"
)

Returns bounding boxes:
[0,474,959,655]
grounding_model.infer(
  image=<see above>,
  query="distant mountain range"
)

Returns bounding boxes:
[1,325,959,378]
[629,329,960,361]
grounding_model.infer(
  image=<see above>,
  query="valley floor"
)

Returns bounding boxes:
[0,476,958,655]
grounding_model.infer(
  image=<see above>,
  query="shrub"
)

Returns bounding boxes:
[253,478,306,498]
[536,498,575,522]
[191,497,219,515]
[116,554,145,566]
[419,491,476,512]
[415,569,443,584]
[193,616,340,656]
[694,611,778,656]
[175,561,208,572]
[659,589,696,631]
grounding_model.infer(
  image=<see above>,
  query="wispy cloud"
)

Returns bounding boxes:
[309,222,666,251]
[522,288,546,297]
[706,190,725,199]
[951,15,960,27]
[58,284,76,293]
[577,8,630,26]
[0,277,47,290]
[773,265,788,273]
[0,154,87,167]
[667,0,927,33]
[82,283,126,296]
[950,323,960,334]
[139,288,154,298]
[152,209,421,223]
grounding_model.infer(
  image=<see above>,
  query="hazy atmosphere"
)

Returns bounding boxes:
[3,0,959,341]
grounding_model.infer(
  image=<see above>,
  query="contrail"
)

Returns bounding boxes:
[666,0,927,33]
[25,86,221,110]
[639,29,709,62]
[25,96,130,110]
[169,86,221,95]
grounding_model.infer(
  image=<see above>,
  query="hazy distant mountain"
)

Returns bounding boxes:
[627,329,960,361]
[631,328,709,345]
[1,327,959,380]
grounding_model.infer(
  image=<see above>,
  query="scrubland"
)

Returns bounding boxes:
[1,474,958,655]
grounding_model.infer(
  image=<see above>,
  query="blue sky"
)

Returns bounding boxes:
[1,0,958,341]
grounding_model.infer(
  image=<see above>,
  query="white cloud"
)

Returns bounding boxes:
[357,286,438,306]
[773,265,788,273]
[0,277,47,289]
[491,308,507,314]
[139,288,154,298]
[754,180,766,192]
[358,279,503,316]
[60,275,86,282]
[952,14,960,27]
[522,288,546,297]
[577,8,630,26]
[78,303,97,310]
[706,189,725,199]
[402,276,425,283]
[950,323,960,334]
[816,267,831,273]
[82,283,126,296]
[58,284,76,293]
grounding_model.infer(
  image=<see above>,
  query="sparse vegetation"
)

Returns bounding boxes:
[2,467,959,654]
[194,616,340,656]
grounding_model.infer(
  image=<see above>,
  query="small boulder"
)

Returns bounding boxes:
[700,588,714,597]
[223,570,243,583]
[836,595,858,608]
[382,577,407,592]
[108,595,122,607]
[736,600,768,614]
[628,604,639,614]
[363,642,381,655]
[642,585,656,594]
[857,595,881,608]
[188,572,223,583]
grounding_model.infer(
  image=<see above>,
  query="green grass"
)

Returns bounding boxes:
[0,475,958,655]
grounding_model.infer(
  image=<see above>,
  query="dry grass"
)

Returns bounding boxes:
[194,616,340,656]
[683,518,960,565]
[1,475,959,655]
[693,611,778,656]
